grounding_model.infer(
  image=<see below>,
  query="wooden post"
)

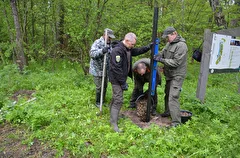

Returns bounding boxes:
[196,29,213,103]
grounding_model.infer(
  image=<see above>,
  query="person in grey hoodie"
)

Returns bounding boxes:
[154,27,188,127]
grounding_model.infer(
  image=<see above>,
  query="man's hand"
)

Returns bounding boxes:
[102,47,109,54]
[153,54,164,63]
[121,83,128,91]
[147,42,153,49]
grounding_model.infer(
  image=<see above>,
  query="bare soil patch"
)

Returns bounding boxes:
[11,90,35,102]
[122,94,171,129]
[0,90,70,158]
[0,123,70,158]
[0,90,170,157]
[122,110,171,129]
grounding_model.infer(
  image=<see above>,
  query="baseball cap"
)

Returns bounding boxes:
[162,27,176,38]
[104,28,115,39]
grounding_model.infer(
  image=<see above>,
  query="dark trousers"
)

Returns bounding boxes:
[164,76,184,123]
[93,76,108,104]
[110,84,123,111]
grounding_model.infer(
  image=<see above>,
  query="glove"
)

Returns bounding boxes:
[153,54,164,63]
[121,83,128,91]
[147,42,153,49]
[102,47,109,54]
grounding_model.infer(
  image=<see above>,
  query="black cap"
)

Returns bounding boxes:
[162,27,176,38]
[104,28,115,38]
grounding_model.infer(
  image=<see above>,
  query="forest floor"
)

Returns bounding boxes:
[0,90,171,157]
[0,90,71,158]
[0,123,71,158]
[0,114,171,158]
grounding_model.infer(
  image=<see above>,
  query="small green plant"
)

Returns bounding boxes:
[0,60,240,157]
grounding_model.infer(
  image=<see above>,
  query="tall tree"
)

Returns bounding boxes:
[10,0,26,71]
[43,0,48,53]
[209,0,227,28]
[230,0,240,27]
[2,1,16,62]
[57,0,65,50]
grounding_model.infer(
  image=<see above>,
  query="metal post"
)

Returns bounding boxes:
[99,30,108,115]
[146,6,158,122]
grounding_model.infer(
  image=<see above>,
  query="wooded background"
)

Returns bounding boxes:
[0,0,239,73]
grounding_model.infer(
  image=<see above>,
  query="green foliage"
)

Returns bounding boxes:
[0,60,240,157]
[1,0,239,66]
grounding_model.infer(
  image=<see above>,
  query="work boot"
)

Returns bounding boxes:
[166,122,181,129]
[95,103,100,108]
[118,113,125,119]
[151,110,157,116]
[151,104,157,116]
[95,92,101,108]
[110,108,121,132]
[170,122,180,127]
[160,112,170,117]
[128,102,136,108]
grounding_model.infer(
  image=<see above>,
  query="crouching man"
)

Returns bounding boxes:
[128,58,161,116]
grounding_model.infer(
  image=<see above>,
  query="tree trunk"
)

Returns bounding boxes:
[78,0,108,75]
[43,0,48,53]
[2,2,16,62]
[22,0,28,45]
[58,0,65,50]
[230,0,240,27]
[51,0,58,71]
[31,0,38,58]
[10,0,27,71]
[209,0,227,28]
[93,0,108,40]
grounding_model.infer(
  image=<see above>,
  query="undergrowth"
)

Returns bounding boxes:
[0,59,239,157]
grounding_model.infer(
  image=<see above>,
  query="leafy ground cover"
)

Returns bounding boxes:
[0,59,240,157]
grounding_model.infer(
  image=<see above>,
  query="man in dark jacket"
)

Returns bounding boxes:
[154,26,188,127]
[128,58,161,116]
[109,32,152,132]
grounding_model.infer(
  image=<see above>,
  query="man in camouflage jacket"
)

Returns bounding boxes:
[154,27,188,127]
[89,28,115,108]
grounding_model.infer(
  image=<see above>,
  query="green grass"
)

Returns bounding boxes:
[0,59,240,157]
